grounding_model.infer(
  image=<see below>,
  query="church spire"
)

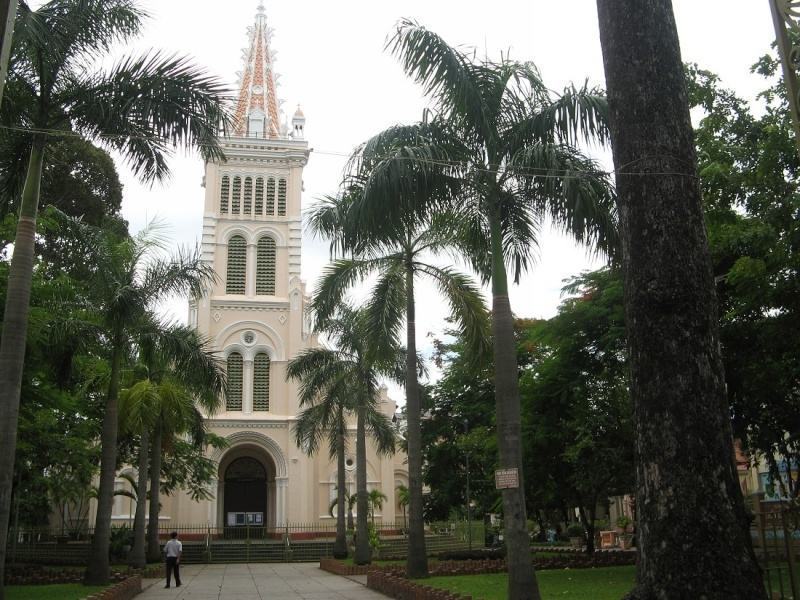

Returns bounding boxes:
[233,2,282,138]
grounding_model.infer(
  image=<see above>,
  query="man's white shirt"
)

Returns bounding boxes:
[165,539,182,558]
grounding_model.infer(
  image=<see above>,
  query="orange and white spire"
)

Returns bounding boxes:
[233,2,283,138]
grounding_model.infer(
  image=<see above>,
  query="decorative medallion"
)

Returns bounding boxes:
[279,314,287,324]
[242,331,256,345]
[213,311,222,322]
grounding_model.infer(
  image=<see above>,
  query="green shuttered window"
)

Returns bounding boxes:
[253,353,270,411]
[226,352,243,411]
[266,177,275,215]
[220,175,230,213]
[256,236,276,295]
[277,178,287,216]
[226,235,246,294]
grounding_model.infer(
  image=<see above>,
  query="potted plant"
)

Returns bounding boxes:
[616,515,632,534]
[619,533,634,550]
[566,523,585,549]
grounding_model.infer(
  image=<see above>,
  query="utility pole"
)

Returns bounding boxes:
[0,0,17,110]
[769,0,800,161]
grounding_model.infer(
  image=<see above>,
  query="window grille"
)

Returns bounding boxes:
[266,178,275,215]
[256,236,276,295]
[277,178,287,216]
[243,177,253,215]
[253,353,270,411]
[226,235,246,294]
[220,175,230,213]
[226,352,243,411]
[255,177,264,215]
[231,176,242,214]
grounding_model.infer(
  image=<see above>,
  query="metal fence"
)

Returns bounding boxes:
[750,495,799,600]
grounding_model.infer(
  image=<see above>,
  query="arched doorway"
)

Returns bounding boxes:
[223,456,267,528]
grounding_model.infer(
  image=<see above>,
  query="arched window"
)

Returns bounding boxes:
[256,236,276,295]
[243,177,253,215]
[254,177,264,215]
[226,352,243,411]
[226,235,246,294]
[266,177,276,215]
[220,175,230,214]
[277,178,287,216]
[253,353,270,411]
[231,176,242,214]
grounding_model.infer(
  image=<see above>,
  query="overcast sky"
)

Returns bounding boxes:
[108,0,776,402]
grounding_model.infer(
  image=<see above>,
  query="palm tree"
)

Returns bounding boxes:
[119,323,224,568]
[82,223,216,584]
[367,489,388,526]
[352,22,617,599]
[396,484,409,534]
[0,1,227,587]
[308,183,489,579]
[329,488,357,533]
[289,306,398,565]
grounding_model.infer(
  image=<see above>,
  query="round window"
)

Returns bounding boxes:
[242,331,256,345]
[345,457,355,470]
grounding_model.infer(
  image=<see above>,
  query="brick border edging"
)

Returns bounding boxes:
[84,575,142,600]
[368,570,473,600]
[319,557,378,576]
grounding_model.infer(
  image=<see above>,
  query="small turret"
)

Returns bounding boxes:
[291,105,306,139]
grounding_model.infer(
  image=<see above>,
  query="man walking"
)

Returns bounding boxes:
[164,531,182,588]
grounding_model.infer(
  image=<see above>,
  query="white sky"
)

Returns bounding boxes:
[107,0,776,402]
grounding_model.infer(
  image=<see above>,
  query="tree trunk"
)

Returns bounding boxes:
[146,425,163,562]
[0,138,44,600]
[353,404,371,564]
[333,413,348,559]
[404,263,429,578]
[85,341,123,585]
[595,2,766,597]
[488,212,540,600]
[129,428,150,568]
[578,505,595,555]
[0,0,18,112]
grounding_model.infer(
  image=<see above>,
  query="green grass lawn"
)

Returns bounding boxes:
[6,584,109,600]
[424,565,636,600]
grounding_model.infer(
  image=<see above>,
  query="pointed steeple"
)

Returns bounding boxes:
[233,2,282,138]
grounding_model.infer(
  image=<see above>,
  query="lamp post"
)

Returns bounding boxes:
[463,418,472,550]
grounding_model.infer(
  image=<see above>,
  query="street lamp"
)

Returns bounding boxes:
[463,418,472,550]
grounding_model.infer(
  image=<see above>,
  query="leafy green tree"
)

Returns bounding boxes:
[595,1,765,596]
[307,181,489,578]
[358,22,616,597]
[288,306,397,565]
[0,1,227,587]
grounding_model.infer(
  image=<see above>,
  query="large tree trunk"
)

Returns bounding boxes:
[129,428,150,568]
[595,2,766,597]
[0,0,18,111]
[404,264,429,578]
[146,425,162,562]
[0,138,44,600]
[353,404,371,565]
[488,213,540,600]
[333,413,348,559]
[85,341,123,585]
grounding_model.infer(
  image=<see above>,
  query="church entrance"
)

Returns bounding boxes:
[224,456,267,529]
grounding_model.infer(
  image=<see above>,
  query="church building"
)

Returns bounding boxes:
[107,4,408,530]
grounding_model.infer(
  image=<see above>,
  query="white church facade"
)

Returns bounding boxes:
[107,4,408,530]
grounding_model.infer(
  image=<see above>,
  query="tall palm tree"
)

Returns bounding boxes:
[120,322,224,568]
[308,183,490,578]
[329,488,357,533]
[396,484,409,533]
[82,223,215,584]
[367,489,388,526]
[353,22,617,599]
[0,2,227,587]
[289,306,398,565]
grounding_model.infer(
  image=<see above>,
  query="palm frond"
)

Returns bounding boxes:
[362,262,407,348]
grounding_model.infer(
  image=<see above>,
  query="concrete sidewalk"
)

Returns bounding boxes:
[139,562,386,599]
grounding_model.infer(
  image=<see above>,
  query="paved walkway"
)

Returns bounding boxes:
[139,563,386,600]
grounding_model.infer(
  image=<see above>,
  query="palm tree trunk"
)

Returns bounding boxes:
[353,404,371,564]
[595,1,766,597]
[146,425,163,562]
[0,0,18,112]
[334,414,348,559]
[488,211,541,600]
[85,341,124,585]
[0,138,45,600]
[404,263,428,578]
[129,429,150,568]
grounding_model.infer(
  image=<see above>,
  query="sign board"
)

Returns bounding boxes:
[495,468,519,490]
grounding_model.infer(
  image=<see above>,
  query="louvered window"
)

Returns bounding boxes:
[256,237,276,295]
[220,175,230,214]
[255,177,264,215]
[231,176,242,214]
[277,178,287,216]
[243,177,253,215]
[226,352,243,411]
[266,178,275,215]
[253,353,270,411]
[226,235,246,294]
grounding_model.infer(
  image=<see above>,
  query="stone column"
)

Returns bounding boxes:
[246,242,256,296]
[242,357,254,415]
[207,478,218,527]
[275,477,288,526]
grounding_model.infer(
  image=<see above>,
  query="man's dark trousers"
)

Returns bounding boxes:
[166,557,181,587]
